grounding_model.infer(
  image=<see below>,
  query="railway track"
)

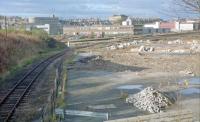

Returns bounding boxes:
[0,51,66,122]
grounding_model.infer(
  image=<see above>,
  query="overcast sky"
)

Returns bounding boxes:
[0,0,194,19]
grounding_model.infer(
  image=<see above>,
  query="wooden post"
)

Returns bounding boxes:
[41,107,44,122]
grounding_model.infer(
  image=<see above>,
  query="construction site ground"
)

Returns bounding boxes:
[65,32,200,122]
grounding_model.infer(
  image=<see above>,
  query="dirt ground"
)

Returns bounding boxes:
[64,32,200,122]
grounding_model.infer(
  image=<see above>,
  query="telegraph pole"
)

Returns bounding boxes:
[4,16,7,37]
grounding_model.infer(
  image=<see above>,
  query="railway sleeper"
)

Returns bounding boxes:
[0,110,12,115]
[19,81,32,85]
[13,88,26,91]
[8,95,22,99]
[0,106,15,111]
[15,86,28,89]
[6,98,19,102]
[20,99,28,103]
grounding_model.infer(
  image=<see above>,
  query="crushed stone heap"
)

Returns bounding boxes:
[126,87,174,113]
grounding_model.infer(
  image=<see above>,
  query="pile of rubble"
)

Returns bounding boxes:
[79,55,103,63]
[179,70,194,76]
[126,87,173,113]
[138,46,154,52]
[168,39,183,45]
[190,40,200,53]
[107,40,145,50]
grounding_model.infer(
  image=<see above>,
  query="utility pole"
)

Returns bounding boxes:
[4,16,7,37]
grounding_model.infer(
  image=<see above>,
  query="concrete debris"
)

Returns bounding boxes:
[117,43,125,49]
[108,45,117,50]
[187,40,199,45]
[79,55,102,63]
[107,40,142,50]
[172,49,186,53]
[190,43,200,53]
[130,40,139,45]
[160,49,190,54]
[168,39,183,45]
[138,46,154,52]
[160,49,172,53]
[192,40,199,44]
[146,39,151,43]
[179,70,194,76]
[139,40,143,43]
[138,46,145,52]
[126,87,173,113]
[87,104,116,110]
[130,48,138,52]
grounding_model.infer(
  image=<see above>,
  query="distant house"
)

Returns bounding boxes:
[177,21,200,31]
[143,22,171,34]
[143,28,170,34]
[0,16,26,30]
[122,17,161,25]
[142,20,200,34]
[144,22,160,29]
[122,17,132,26]
[160,20,200,32]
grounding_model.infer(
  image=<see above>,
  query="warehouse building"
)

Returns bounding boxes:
[63,25,141,37]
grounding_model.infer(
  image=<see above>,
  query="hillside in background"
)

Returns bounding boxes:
[0,29,65,79]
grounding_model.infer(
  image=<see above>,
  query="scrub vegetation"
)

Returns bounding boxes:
[0,29,65,82]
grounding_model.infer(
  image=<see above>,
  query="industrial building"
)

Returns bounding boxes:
[27,16,63,35]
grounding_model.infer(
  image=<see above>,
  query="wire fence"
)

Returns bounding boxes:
[37,58,65,122]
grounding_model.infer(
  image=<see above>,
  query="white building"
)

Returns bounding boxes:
[143,22,170,34]
[175,21,200,31]
[122,17,132,26]
[35,24,50,34]
[144,22,160,29]
[179,23,194,31]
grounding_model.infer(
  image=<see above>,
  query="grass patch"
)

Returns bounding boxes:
[120,92,129,100]
[56,52,75,109]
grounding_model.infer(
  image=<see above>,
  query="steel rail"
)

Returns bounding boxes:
[0,51,65,122]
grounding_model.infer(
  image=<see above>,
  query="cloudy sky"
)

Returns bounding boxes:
[0,0,191,19]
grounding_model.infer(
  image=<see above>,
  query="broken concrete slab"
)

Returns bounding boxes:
[88,104,116,110]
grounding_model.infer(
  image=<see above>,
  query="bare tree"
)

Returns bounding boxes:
[174,0,200,14]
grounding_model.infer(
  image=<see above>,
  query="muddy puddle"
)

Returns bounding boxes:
[179,77,200,84]
[117,85,143,90]
[179,77,200,95]
[180,88,200,95]
[117,85,143,94]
